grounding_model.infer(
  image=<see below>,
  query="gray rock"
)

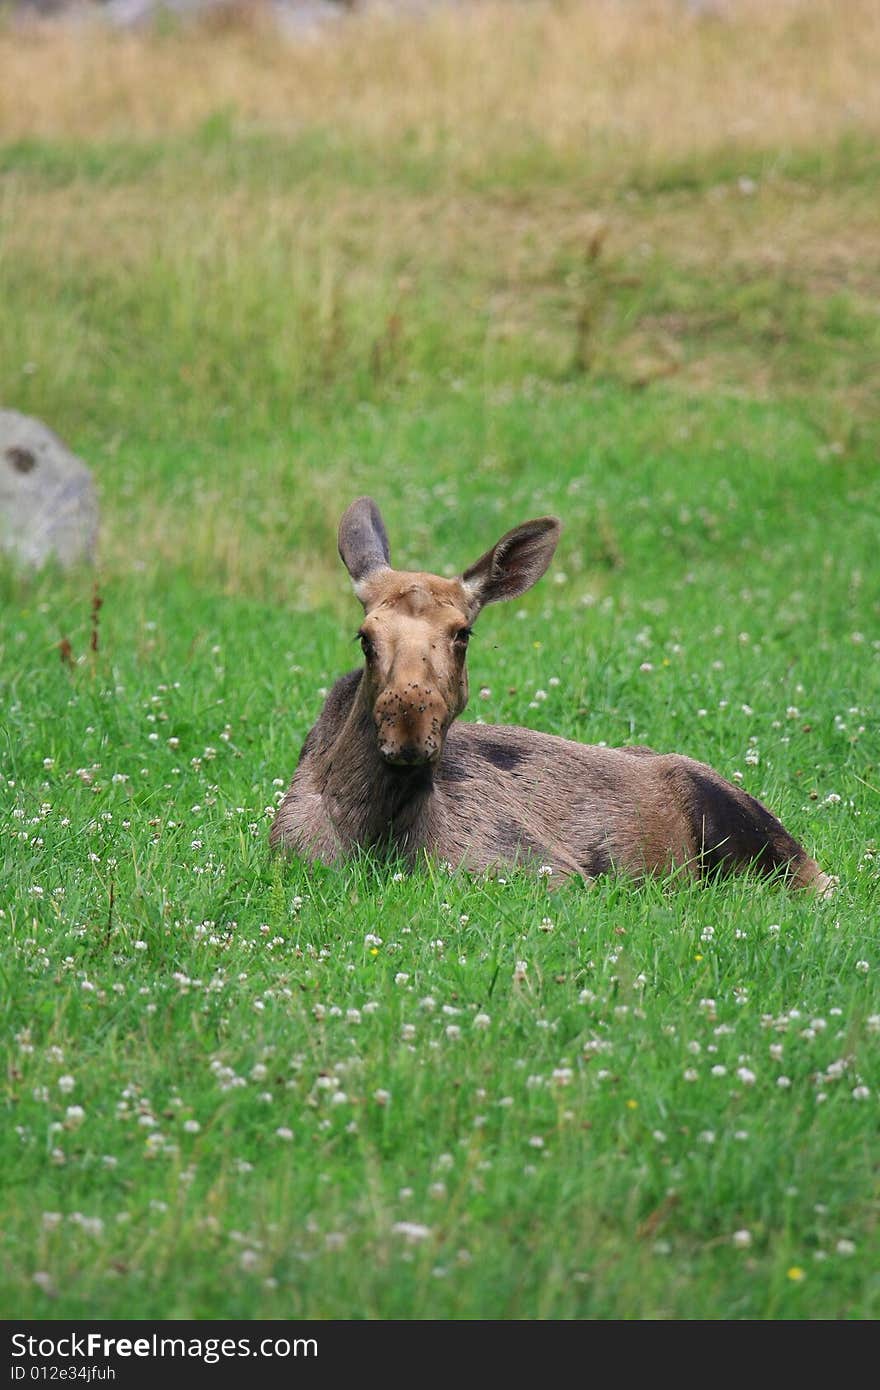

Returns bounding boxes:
[0,410,98,569]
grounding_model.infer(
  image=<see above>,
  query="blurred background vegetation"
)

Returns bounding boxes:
[1,0,878,606]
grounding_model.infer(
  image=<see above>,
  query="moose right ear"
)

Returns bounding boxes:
[338,497,392,597]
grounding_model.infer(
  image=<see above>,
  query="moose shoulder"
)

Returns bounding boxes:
[270,497,833,894]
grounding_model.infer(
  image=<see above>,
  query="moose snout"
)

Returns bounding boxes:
[374,682,447,767]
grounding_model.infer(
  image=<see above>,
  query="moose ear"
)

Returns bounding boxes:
[338,497,392,596]
[461,516,561,615]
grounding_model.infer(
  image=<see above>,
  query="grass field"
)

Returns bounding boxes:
[2,0,879,1319]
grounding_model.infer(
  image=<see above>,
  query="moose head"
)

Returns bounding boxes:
[338,496,561,768]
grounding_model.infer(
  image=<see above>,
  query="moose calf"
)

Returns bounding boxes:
[270,498,832,893]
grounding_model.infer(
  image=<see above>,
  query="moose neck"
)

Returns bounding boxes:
[321,675,436,849]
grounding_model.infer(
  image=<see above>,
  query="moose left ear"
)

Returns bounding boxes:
[461,517,561,615]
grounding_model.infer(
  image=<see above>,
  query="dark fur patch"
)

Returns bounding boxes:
[580,841,612,878]
[477,739,524,772]
[688,771,804,880]
[493,823,549,863]
[385,763,434,811]
[438,745,470,784]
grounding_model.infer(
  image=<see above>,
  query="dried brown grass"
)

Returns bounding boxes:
[1,0,879,159]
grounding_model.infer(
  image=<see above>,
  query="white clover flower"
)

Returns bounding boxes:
[732,1230,752,1250]
[852,1086,870,1101]
[473,1013,491,1030]
[736,1067,757,1086]
[836,1239,856,1256]
[392,1222,432,1243]
[64,1106,86,1128]
[855,960,870,974]
[57,1076,76,1095]
[275,1127,294,1141]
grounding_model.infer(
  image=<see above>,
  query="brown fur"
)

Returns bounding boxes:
[270,500,833,894]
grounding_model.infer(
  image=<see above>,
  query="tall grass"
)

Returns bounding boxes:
[2,0,880,159]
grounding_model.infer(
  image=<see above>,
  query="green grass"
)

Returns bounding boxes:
[2,41,880,1320]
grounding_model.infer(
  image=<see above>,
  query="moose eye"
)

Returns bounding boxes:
[454,627,472,647]
[358,631,375,658]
